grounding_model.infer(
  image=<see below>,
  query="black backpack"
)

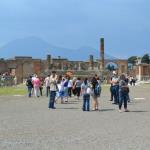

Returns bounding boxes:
[94,83,101,96]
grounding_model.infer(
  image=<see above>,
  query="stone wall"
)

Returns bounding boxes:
[0,56,130,84]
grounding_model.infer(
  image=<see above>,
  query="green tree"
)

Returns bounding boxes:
[141,54,150,64]
[128,56,137,65]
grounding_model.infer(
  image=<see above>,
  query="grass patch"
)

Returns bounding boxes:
[0,84,110,96]
[101,84,110,91]
[0,85,26,96]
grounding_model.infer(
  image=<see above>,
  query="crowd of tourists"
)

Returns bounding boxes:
[26,70,131,113]
[0,72,17,86]
[110,71,131,112]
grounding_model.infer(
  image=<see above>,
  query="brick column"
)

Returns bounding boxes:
[100,38,104,71]
[89,55,94,70]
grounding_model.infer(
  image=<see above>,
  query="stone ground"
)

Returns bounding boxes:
[0,85,150,150]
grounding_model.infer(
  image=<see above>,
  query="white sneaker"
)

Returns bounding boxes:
[125,109,129,112]
[119,109,122,113]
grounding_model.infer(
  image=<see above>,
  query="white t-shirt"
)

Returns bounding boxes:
[57,81,64,92]
[45,77,50,87]
[112,77,119,86]
[68,80,73,88]
[81,83,91,95]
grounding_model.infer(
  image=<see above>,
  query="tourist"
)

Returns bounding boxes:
[125,75,131,102]
[32,75,41,98]
[118,74,130,112]
[49,71,58,109]
[68,77,73,97]
[72,77,77,96]
[132,77,136,86]
[74,77,82,100]
[55,75,64,104]
[44,75,50,97]
[81,78,91,111]
[91,75,101,110]
[63,75,69,102]
[26,76,33,97]
[39,77,44,96]
[129,76,133,86]
[110,71,119,104]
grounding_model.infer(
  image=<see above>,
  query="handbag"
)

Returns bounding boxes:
[121,86,129,94]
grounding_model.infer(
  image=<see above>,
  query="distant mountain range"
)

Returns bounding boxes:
[0,37,117,61]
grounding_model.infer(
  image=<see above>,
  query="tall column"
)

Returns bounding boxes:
[100,38,104,71]
[139,64,142,81]
[89,55,94,70]
[137,57,142,81]
[78,62,81,70]
[47,55,51,69]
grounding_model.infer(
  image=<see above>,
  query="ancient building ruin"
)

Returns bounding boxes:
[0,39,131,83]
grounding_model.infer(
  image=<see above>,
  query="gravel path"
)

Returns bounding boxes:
[0,85,150,150]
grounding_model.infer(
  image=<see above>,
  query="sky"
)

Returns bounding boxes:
[0,0,150,58]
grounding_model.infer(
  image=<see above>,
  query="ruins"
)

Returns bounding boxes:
[0,38,149,83]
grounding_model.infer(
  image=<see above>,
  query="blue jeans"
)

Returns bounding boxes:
[112,85,119,104]
[83,94,90,111]
[28,87,32,97]
[46,86,50,97]
[49,91,56,108]
[119,91,128,109]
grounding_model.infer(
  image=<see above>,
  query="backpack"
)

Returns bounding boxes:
[64,80,69,87]
[26,79,33,87]
[120,80,129,94]
[81,83,91,94]
[94,83,101,96]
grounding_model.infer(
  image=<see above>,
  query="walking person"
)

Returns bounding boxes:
[118,74,130,112]
[68,77,73,97]
[55,75,65,104]
[129,76,133,86]
[44,75,50,97]
[81,78,91,111]
[125,76,131,102]
[26,76,33,97]
[39,77,44,96]
[63,76,69,102]
[32,75,41,98]
[49,71,58,109]
[72,78,77,96]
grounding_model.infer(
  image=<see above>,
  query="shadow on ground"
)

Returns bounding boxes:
[130,110,149,113]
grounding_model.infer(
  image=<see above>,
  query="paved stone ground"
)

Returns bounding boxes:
[0,85,150,150]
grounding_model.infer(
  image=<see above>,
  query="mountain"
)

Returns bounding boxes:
[0,37,117,60]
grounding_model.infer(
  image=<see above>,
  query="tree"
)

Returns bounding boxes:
[141,54,150,64]
[128,56,137,65]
